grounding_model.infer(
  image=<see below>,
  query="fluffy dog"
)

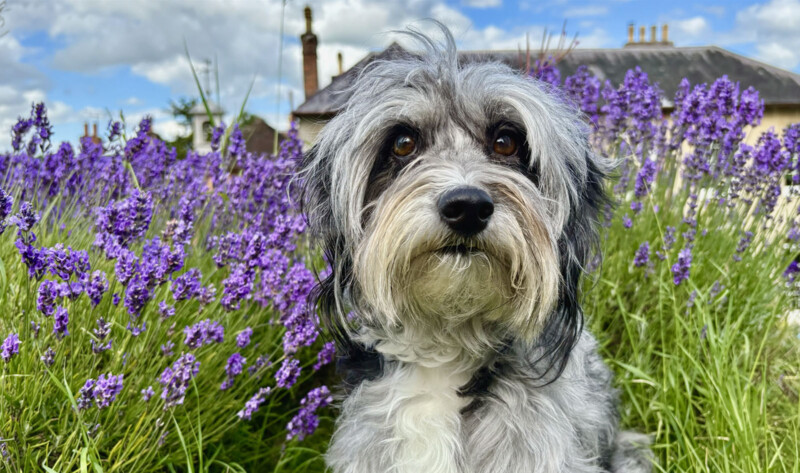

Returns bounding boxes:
[300,24,652,473]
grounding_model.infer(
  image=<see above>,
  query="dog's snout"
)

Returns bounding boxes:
[437,187,494,236]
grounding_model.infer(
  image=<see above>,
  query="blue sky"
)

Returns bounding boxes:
[2,0,799,150]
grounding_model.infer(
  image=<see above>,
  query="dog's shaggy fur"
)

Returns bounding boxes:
[300,24,652,473]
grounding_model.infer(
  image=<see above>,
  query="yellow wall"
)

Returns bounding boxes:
[749,108,800,143]
[297,116,329,146]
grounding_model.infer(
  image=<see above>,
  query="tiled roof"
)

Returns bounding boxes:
[294,44,800,117]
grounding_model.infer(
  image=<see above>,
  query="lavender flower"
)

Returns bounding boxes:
[142,386,155,402]
[1,333,20,362]
[159,353,200,409]
[313,342,336,371]
[77,373,124,410]
[76,379,96,410]
[41,347,55,366]
[248,354,271,377]
[210,123,226,152]
[53,306,69,339]
[275,358,301,389]
[158,301,175,320]
[93,373,124,408]
[671,247,693,286]
[161,341,175,357]
[286,386,332,441]
[37,280,59,316]
[622,214,632,229]
[784,261,800,282]
[236,327,253,348]
[228,124,246,158]
[0,188,13,236]
[84,270,109,306]
[91,318,112,354]
[183,319,224,349]
[171,268,203,301]
[237,387,271,420]
[733,231,754,261]
[633,242,650,268]
[220,353,246,390]
[9,202,39,233]
[220,264,254,311]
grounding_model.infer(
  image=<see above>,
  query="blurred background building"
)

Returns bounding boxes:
[293,8,800,145]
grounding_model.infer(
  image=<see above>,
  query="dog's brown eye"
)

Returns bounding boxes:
[493,134,517,156]
[393,134,416,157]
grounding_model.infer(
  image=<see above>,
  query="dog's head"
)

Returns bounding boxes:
[301,25,607,374]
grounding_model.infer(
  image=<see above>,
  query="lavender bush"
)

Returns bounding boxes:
[0,60,799,471]
[539,63,800,471]
[0,107,333,471]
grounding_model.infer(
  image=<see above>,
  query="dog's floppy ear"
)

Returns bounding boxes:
[536,148,608,382]
[299,143,362,355]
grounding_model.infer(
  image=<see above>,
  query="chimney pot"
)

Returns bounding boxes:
[337,52,343,75]
[304,6,312,34]
[650,25,656,43]
[92,123,97,137]
[627,23,634,44]
[83,123,89,137]
[639,25,645,43]
[662,24,669,43]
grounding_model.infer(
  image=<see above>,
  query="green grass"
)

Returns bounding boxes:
[0,186,334,472]
[1,145,798,472]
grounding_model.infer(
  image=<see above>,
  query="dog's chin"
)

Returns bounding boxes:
[401,242,516,323]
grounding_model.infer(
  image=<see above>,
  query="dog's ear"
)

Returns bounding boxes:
[299,143,359,354]
[536,148,608,382]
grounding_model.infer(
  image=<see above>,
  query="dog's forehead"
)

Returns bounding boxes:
[349,60,526,136]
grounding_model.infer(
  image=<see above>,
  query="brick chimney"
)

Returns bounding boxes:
[301,6,319,100]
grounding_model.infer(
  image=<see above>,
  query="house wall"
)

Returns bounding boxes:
[750,107,800,142]
[296,115,331,145]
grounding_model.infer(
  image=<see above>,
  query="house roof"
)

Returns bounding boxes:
[240,116,286,155]
[293,44,800,117]
[189,102,224,115]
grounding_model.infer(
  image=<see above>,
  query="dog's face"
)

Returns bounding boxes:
[302,30,607,366]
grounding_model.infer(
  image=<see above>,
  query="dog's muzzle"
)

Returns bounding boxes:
[437,186,494,237]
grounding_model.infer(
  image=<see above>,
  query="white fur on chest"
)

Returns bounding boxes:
[373,357,473,473]
[362,341,474,473]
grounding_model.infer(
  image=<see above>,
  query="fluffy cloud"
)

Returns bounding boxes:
[0,0,619,142]
[564,6,609,18]
[461,0,503,8]
[673,16,710,38]
[735,0,800,69]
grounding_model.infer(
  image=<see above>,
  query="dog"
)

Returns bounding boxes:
[300,24,652,473]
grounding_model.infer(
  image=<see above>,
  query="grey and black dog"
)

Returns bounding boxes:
[300,24,652,473]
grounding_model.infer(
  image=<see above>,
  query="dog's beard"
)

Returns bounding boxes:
[352,163,561,352]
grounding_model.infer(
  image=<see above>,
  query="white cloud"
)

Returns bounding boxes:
[563,6,609,18]
[755,41,798,69]
[152,118,189,141]
[0,0,617,140]
[734,0,800,69]
[673,16,710,39]
[461,0,502,8]
[123,96,142,106]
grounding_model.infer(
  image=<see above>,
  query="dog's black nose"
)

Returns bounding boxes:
[437,187,494,236]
